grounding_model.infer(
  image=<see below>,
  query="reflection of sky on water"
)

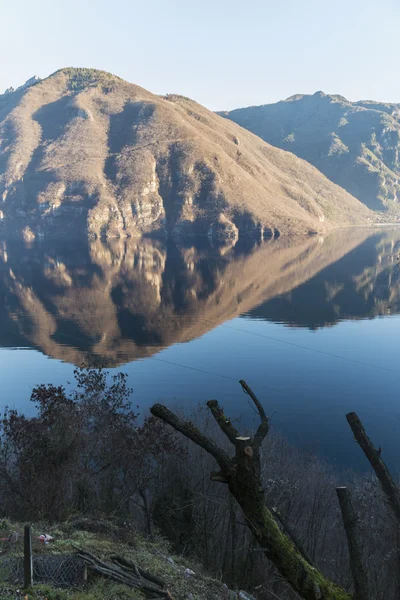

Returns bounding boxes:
[2,314,399,472]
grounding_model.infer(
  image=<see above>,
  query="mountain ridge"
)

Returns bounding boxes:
[221,91,400,213]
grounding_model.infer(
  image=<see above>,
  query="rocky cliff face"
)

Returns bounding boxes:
[3,75,41,95]
[222,92,400,213]
[0,69,372,241]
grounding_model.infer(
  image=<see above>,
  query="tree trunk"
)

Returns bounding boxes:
[346,412,400,525]
[336,487,369,600]
[151,381,352,600]
[271,507,314,567]
[139,489,153,539]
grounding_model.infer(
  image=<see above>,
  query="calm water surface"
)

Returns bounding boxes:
[1,228,399,471]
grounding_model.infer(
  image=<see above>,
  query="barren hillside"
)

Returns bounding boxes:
[0,69,372,241]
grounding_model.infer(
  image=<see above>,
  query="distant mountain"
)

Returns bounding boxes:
[221,92,400,212]
[0,69,372,241]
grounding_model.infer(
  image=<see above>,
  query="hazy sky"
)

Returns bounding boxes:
[1,0,399,110]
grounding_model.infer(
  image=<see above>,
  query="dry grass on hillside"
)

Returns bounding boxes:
[0,518,235,600]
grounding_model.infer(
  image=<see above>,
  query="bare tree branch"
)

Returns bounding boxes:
[207,400,240,445]
[253,420,270,453]
[346,412,400,524]
[240,379,267,420]
[239,380,270,452]
[336,486,369,600]
[110,555,166,588]
[150,404,231,470]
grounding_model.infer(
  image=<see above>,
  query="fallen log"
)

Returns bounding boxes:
[72,545,173,599]
[110,554,166,588]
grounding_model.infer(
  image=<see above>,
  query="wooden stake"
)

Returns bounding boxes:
[24,524,33,589]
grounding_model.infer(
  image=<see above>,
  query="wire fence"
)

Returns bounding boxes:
[0,553,86,587]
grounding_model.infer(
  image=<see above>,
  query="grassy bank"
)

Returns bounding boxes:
[0,518,240,600]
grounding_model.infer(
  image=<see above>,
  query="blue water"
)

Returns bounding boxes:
[1,229,399,471]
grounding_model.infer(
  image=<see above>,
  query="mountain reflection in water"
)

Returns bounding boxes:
[0,229,399,367]
[1,228,400,470]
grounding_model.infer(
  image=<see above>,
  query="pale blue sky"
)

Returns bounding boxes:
[1,0,399,110]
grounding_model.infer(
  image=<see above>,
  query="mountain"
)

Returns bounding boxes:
[221,92,400,212]
[0,69,373,241]
[0,229,383,366]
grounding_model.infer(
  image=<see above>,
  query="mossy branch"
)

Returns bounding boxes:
[206,399,241,445]
[239,380,270,452]
[150,404,231,470]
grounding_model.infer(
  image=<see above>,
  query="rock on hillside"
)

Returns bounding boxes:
[221,91,400,212]
[0,69,372,241]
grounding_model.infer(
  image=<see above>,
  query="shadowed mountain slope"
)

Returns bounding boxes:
[222,92,400,213]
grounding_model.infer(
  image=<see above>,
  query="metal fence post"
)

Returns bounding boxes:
[24,525,33,588]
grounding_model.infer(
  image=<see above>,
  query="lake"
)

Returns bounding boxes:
[1,228,399,471]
